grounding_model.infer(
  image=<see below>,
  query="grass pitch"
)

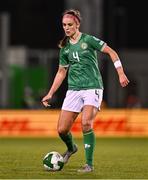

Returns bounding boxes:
[0,137,148,179]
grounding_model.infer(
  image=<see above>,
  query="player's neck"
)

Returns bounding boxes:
[70,31,82,44]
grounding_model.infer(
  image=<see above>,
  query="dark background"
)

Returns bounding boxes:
[0,0,147,49]
[0,0,64,49]
[0,0,147,109]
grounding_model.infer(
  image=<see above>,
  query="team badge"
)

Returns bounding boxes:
[81,42,88,49]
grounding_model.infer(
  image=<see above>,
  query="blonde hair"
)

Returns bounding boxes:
[58,9,82,48]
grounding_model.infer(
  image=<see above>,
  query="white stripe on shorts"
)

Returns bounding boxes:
[62,89,103,112]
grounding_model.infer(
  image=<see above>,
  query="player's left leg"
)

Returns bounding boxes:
[78,89,103,172]
[78,105,98,172]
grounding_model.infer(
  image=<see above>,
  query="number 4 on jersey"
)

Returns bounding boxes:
[72,51,80,62]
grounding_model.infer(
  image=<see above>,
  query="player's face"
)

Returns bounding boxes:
[62,17,79,37]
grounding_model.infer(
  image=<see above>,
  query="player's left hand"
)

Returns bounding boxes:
[119,74,129,87]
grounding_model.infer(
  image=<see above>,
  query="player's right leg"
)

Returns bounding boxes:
[57,110,78,163]
[58,90,84,163]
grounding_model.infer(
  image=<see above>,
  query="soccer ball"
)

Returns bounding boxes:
[43,151,64,171]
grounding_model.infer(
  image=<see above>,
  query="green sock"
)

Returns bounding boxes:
[59,132,74,152]
[83,129,95,166]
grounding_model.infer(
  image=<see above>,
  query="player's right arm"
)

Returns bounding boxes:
[42,66,68,107]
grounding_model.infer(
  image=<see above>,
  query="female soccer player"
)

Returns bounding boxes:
[42,9,129,172]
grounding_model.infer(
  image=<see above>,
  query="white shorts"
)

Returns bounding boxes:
[62,89,103,113]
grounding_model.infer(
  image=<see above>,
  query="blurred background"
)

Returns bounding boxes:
[0,0,148,110]
[1,2,148,177]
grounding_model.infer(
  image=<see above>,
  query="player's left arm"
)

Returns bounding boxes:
[102,45,129,87]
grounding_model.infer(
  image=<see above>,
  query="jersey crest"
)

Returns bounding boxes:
[81,42,88,49]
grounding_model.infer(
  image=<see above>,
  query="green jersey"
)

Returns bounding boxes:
[59,33,106,90]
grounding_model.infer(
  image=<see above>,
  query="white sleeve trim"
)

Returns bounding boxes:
[100,43,107,52]
[59,64,69,68]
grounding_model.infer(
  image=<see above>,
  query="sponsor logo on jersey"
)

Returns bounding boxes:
[81,42,88,49]
[65,49,69,53]
[99,41,104,45]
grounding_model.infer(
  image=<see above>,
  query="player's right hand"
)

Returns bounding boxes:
[41,94,52,107]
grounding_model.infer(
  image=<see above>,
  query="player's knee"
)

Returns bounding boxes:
[58,127,69,135]
[82,120,91,132]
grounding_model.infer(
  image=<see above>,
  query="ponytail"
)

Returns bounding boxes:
[58,36,69,48]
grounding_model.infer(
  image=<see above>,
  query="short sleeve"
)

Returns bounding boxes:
[59,48,69,67]
[87,35,107,52]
